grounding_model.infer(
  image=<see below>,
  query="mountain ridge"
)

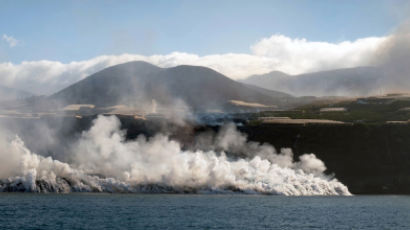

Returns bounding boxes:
[50,61,295,112]
[242,66,385,97]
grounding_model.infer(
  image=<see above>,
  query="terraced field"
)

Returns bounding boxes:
[256,94,410,124]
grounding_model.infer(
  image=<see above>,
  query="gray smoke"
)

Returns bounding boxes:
[371,20,410,93]
[0,115,350,195]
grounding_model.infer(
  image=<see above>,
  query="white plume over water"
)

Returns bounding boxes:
[0,115,350,195]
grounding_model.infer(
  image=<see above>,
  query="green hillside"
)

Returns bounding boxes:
[256,94,410,124]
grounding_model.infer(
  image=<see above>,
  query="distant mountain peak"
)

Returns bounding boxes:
[50,61,294,112]
[242,66,384,97]
[113,60,160,68]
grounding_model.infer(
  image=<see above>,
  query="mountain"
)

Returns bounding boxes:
[0,85,33,102]
[243,71,290,86]
[242,67,386,97]
[50,61,294,112]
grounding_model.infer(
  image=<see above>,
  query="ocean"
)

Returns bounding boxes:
[0,194,409,229]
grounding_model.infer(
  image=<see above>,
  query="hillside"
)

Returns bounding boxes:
[242,67,385,97]
[50,61,295,112]
[255,93,410,125]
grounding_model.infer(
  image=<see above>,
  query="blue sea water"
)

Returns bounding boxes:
[0,194,409,229]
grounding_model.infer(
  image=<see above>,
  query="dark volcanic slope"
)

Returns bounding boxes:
[50,61,293,111]
[242,67,385,97]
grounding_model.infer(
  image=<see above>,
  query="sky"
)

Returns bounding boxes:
[0,0,407,63]
[0,0,409,94]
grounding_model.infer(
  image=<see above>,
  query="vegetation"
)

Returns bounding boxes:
[256,95,410,124]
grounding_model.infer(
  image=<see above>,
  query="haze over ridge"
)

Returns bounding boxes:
[0,34,391,96]
[49,61,293,112]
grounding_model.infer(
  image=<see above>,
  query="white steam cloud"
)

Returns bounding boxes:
[0,34,387,95]
[0,115,350,195]
[251,35,386,74]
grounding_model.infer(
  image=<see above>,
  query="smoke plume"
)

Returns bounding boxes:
[371,20,410,93]
[0,115,350,195]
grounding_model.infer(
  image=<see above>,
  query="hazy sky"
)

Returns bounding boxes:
[0,0,408,63]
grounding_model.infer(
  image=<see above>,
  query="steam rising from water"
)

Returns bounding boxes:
[0,115,350,195]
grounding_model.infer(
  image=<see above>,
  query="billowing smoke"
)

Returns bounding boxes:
[370,21,410,93]
[0,115,350,195]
